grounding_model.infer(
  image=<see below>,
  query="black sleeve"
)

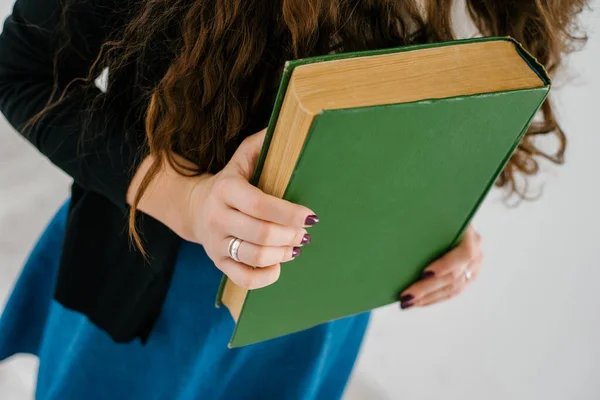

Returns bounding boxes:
[0,0,141,212]
[0,0,182,344]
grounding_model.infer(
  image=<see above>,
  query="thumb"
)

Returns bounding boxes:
[229,128,267,179]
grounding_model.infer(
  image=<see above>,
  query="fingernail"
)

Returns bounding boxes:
[305,215,319,226]
[421,270,435,280]
[400,294,414,303]
[301,233,311,245]
[400,301,414,310]
[292,247,302,258]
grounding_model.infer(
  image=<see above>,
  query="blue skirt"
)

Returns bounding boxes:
[0,201,370,399]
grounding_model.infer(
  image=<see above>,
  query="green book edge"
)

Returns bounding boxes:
[215,37,550,341]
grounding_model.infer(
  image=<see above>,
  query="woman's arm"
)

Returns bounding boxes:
[0,0,317,293]
[0,0,141,211]
[0,0,183,342]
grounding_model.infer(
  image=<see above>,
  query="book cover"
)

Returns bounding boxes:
[217,37,550,348]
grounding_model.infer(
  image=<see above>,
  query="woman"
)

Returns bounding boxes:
[0,0,586,398]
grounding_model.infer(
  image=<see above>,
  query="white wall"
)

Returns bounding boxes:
[1,1,598,399]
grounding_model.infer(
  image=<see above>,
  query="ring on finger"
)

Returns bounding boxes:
[228,237,243,263]
[464,268,473,282]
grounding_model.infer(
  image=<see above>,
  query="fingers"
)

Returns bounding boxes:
[219,128,317,227]
[202,128,317,291]
[218,257,281,290]
[415,255,483,307]
[220,177,316,228]
[400,226,483,309]
[412,284,458,308]
[221,208,308,247]
[226,237,301,268]
[421,226,481,279]
[398,270,459,309]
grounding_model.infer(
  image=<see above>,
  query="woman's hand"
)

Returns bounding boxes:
[130,130,317,290]
[128,129,318,290]
[184,129,318,290]
[399,226,483,310]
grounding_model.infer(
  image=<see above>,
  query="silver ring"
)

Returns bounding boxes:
[464,269,472,282]
[228,237,242,263]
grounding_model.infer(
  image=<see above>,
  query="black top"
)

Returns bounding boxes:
[0,0,201,342]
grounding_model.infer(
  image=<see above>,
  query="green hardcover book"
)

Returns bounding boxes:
[217,37,550,348]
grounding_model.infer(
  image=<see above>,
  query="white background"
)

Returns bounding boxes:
[0,1,598,399]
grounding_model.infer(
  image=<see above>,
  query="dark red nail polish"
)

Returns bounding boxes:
[421,270,435,280]
[400,294,414,303]
[292,247,302,258]
[400,301,414,310]
[301,233,311,245]
[305,215,319,226]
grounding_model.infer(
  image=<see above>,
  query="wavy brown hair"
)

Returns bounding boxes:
[31,0,588,251]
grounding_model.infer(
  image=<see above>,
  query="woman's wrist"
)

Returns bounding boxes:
[127,153,212,241]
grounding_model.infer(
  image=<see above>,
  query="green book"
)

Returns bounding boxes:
[217,37,550,348]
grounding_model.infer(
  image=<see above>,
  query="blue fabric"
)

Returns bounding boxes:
[0,201,370,399]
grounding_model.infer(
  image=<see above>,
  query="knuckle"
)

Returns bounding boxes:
[475,233,482,245]
[238,266,280,290]
[466,245,478,260]
[248,195,264,216]
[450,268,463,280]
[238,272,258,290]
[253,248,268,266]
[256,223,273,244]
